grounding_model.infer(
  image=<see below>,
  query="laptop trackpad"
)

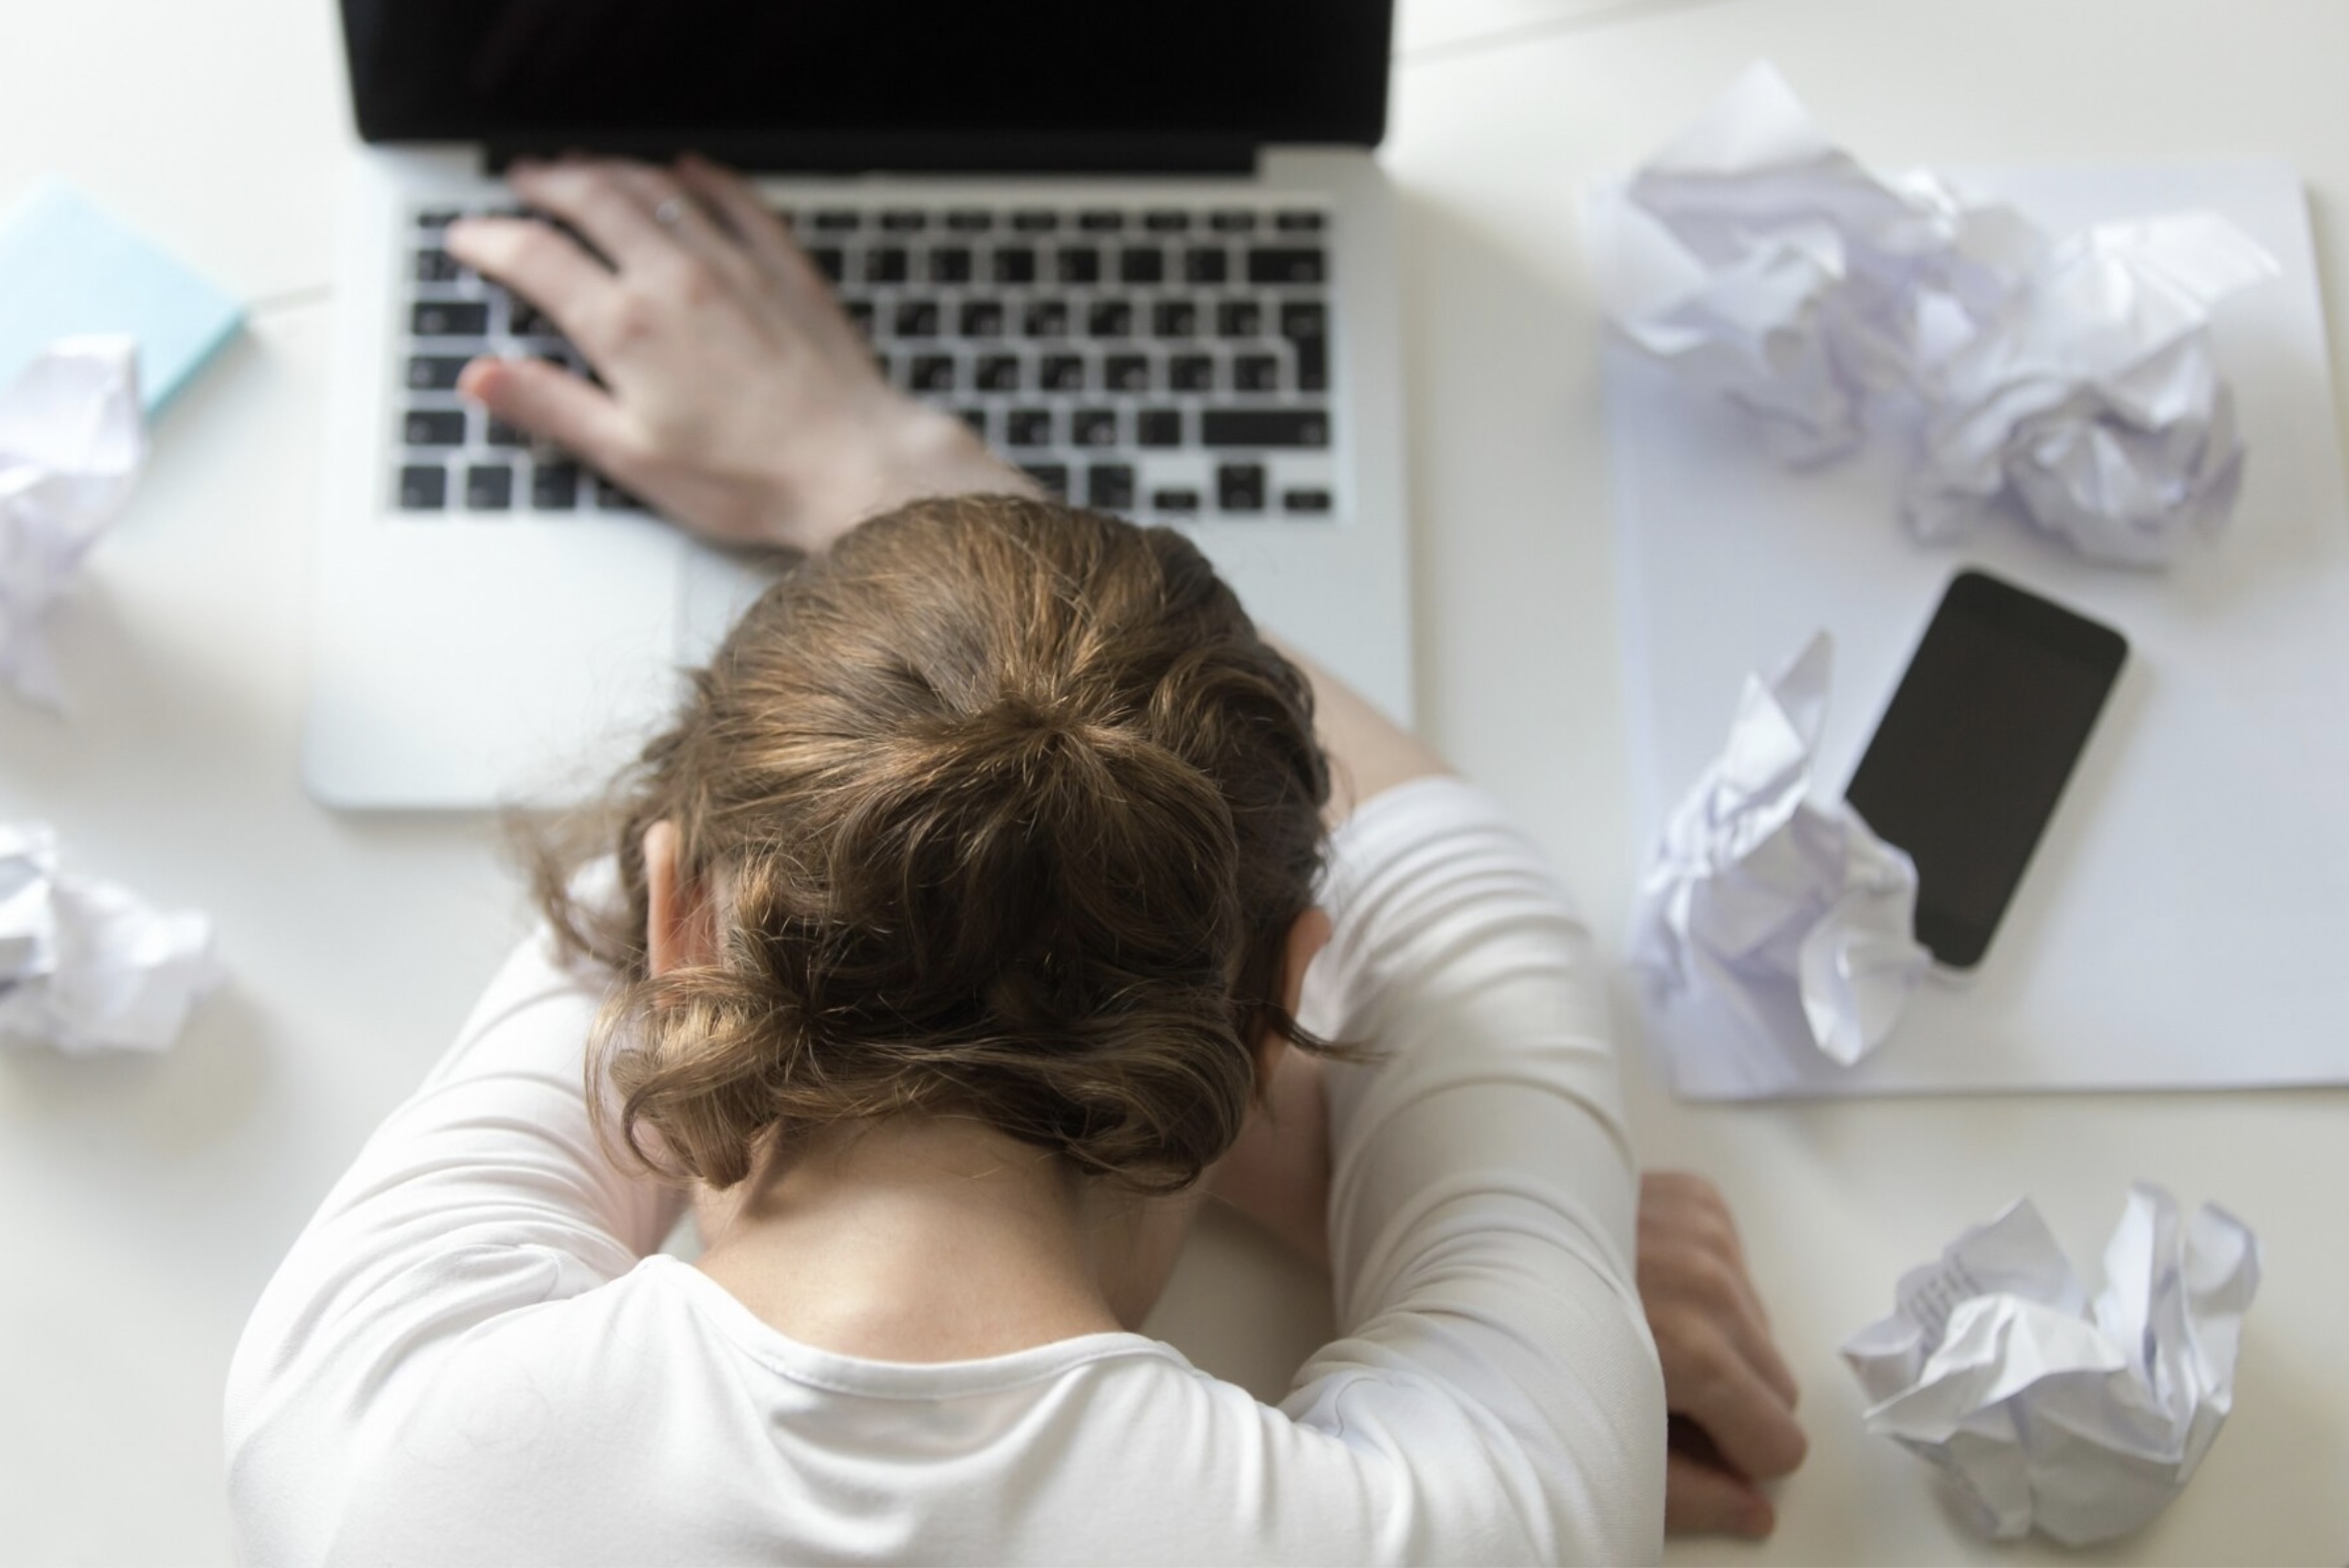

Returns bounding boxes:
[675,542,789,667]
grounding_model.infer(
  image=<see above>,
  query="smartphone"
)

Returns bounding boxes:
[1845,570,2129,971]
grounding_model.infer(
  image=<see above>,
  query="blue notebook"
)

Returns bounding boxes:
[0,178,246,416]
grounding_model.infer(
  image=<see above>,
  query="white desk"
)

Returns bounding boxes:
[3,3,2344,1562]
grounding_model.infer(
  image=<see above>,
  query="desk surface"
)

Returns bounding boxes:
[4,3,2344,1562]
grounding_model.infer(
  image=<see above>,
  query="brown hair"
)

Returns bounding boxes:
[538,494,1335,1194]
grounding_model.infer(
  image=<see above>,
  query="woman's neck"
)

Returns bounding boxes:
[692,1116,1160,1362]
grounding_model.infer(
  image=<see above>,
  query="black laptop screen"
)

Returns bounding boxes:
[341,0,1392,163]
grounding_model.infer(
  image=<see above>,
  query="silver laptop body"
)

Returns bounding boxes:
[307,4,1412,808]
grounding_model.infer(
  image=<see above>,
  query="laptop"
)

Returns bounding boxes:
[306,1,1414,808]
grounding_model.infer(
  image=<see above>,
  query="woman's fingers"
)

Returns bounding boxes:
[443,215,613,343]
[455,356,635,479]
[604,162,766,299]
[1665,1449,1774,1538]
[504,158,685,275]
[1660,1308,1810,1480]
[673,156,809,283]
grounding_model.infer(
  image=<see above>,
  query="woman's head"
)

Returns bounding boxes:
[544,494,1333,1193]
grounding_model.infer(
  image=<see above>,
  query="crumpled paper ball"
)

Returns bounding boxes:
[1843,1184,2259,1545]
[0,820,221,1055]
[1629,632,1929,1067]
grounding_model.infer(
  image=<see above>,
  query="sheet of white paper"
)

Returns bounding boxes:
[1628,633,1928,1072]
[0,336,145,707]
[1843,1185,2259,1545]
[1593,63,2272,567]
[1603,160,2349,1097]
[0,821,220,1055]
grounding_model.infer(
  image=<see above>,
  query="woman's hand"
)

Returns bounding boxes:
[1639,1171,1808,1537]
[442,155,1028,553]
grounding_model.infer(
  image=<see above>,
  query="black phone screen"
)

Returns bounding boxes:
[1845,571,2128,970]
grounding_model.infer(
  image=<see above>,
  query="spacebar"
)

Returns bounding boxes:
[1200,408,1329,447]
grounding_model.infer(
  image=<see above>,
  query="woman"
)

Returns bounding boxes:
[227,158,1802,1562]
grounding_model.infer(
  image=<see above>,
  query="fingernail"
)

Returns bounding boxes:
[1741,1499,1775,1537]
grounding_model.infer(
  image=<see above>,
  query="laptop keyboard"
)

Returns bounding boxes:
[394,198,1340,524]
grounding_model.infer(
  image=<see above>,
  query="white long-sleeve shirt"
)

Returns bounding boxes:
[225,777,1666,1564]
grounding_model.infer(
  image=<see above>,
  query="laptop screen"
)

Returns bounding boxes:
[342,1,1393,164]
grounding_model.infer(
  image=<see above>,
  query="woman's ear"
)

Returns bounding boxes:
[644,819,718,975]
[1252,906,1334,1093]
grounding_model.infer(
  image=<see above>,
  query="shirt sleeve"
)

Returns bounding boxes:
[1283,776,1667,1564]
[223,928,686,1565]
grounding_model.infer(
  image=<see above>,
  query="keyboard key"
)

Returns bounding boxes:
[945,209,993,232]
[1041,354,1086,392]
[992,247,1038,285]
[402,409,466,446]
[1119,246,1165,285]
[1217,462,1266,512]
[396,464,447,510]
[811,210,861,232]
[1086,299,1134,338]
[411,301,488,337]
[1202,408,1329,447]
[844,298,877,336]
[1294,338,1329,392]
[976,354,1022,392]
[1282,487,1334,513]
[1023,300,1070,338]
[1276,301,1329,392]
[1209,209,1257,233]
[866,247,910,284]
[1007,408,1054,446]
[465,464,514,509]
[1216,300,1262,337]
[1011,209,1059,233]
[894,301,940,337]
[1104,354,1150,392]
[1277,301,1327,339]
[406,355,469,392]
[1071,408,1119,446]
[911,354,956,392]
[508,297,555,337]
[1152,300,1199,338]
[414,247,464,283]
[596,476,646,510]
[1055,246,1101,285]
[807,246,846,283]
[954,406,988,436]
[880,209,926,232]
[959,299,1005,337]
[1087,463,1136,509]
[1170,354,1215,392]
[1021,462,1069,495]
[531,461,581,509]
[1183,247,1229,285]
[1248,247,1327,285]
[415,209,459,230]
[1233,354,1281,392]
[1077,209,1124,232]
[928,246,972,284]
[1275,210,1326,232]
[1143,210,1189,233]
[486,417,529,447]
[1151,486,1200,512]
[1137,408,1182,447]
[874,351,896,384]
